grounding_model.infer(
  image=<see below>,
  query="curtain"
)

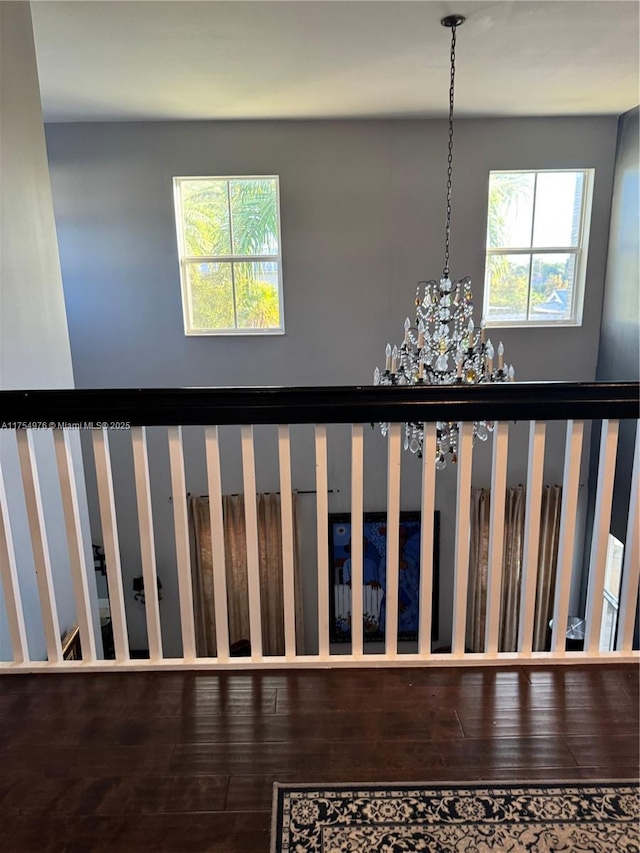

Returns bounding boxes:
[189,492,304,657]
[467,485,562,653]
[532,486,563,651]
[466,489,491,653]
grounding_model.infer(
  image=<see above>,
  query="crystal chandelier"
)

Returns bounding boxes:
[374,14,515,468]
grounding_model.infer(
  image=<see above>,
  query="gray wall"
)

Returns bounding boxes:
[580,106,639,642]
[0,2,101,661]
[597,107,640,387]
[47,117,617,388]
[596,106,639,545]
[45,116,618,654]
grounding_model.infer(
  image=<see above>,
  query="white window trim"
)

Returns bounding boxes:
[173,175,285,336]
[482,168,594,329]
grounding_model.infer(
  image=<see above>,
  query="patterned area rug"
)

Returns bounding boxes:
[271,782,640,852]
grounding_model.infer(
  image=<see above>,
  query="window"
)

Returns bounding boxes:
[599,533,624,652]
[173,176,284,334]
[483,169,593,327]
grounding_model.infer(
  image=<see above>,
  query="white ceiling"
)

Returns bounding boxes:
[31,1,639,122]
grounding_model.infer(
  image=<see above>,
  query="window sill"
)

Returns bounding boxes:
[185,328,285,337]
[482,320,582,330]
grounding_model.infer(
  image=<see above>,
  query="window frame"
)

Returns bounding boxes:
[482,168,594,329]
[173,175,285,336]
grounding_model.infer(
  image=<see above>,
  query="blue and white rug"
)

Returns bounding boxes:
[271,781,639,852]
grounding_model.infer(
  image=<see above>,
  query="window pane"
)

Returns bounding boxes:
[234,261,281,329]
[532,172,584,248]
[230,179,279,256]
[484,253,530,322]
[599,597,618,652]
[181,180,231,256]
[604,534,624,600]
[186,262,235,330]
[528,253,575,321]
[599,534,624,652]
[487,172,535,248]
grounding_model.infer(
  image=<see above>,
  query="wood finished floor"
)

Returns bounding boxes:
[0,664,637,852]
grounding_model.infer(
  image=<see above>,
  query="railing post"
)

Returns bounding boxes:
[418,423,437,657]
[452,422,474,657]
[278,425,297,661]
[385,422,402,658]
[484,421,509,656]
[131,426,163,661]
[617,422,640,652]
[168,426,197,661]
[204,426,230,661]
[53,428,97,662]
[584,419,619,652]
[241,425,263,661]
[0,442,29,663]
[518,421,546,655]
[350,423,365,658]
[16,429,62,663]
[315,424,330,660]
[92,428,130,662]
[551,420,584,656]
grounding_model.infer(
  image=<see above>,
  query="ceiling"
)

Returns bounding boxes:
[31,1,639,123]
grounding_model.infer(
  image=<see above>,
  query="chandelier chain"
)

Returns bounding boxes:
[374,13,515,467]
[443,22,457,278]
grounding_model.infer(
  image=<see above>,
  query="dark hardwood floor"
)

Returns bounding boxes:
[0,663,637,852]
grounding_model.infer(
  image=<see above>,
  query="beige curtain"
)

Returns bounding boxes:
[532,486,563,651]
[189,492,304,657]
[466,489,491,653]
[467,485,562,652]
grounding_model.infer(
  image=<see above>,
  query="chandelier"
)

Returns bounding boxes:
[374,15,514,469]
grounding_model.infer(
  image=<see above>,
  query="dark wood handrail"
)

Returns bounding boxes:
[0,382,637,427]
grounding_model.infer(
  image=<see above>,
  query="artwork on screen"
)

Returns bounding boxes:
[328,511,440,643]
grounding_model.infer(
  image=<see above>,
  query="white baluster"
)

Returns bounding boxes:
[241,425,262,660]
[204,426,230,661]
[584,420,619,652]
[16,429,62,663]
[518,421,546,655]
[0,443,29,663]
[315,424,330,660]
[53,429,97,662]
[616,423,640,652]
[131,426,163,660]
[92,428,129,662]
[350,423,364,658]
[278,425,297,660]
[418,423,437,657]
[168,426,196,661]
[385,422,402,658]
[452,422,474,657]
[550,420,584,656]
[484,421,509,656]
